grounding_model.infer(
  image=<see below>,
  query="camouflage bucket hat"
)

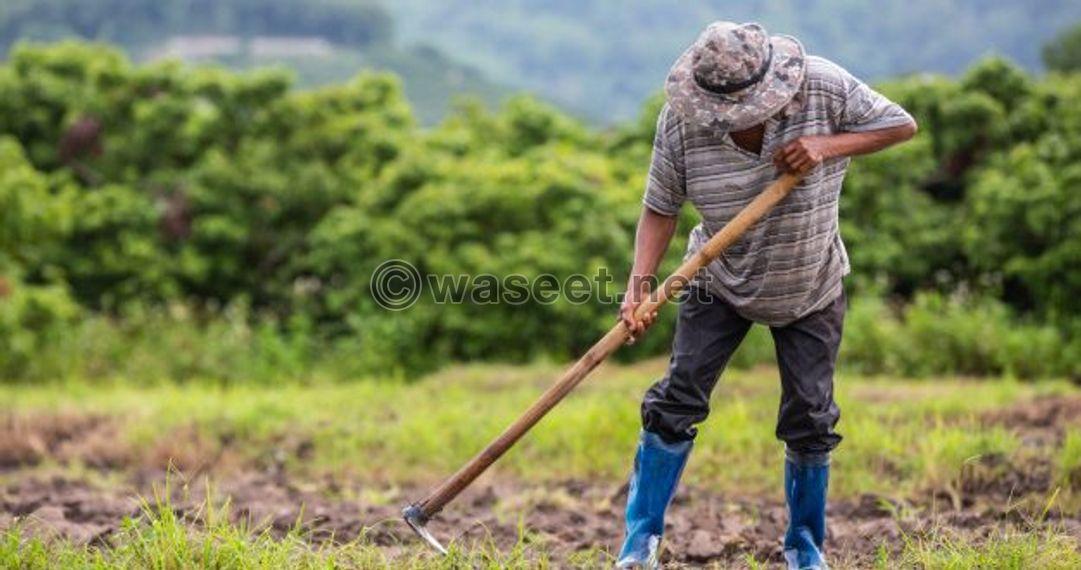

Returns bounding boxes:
[666,21,806,131]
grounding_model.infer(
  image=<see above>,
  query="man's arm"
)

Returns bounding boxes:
[773,121,918,173]
[619,207,679,342]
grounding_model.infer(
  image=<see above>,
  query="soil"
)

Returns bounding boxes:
[2,396,1081,567]
[2,473,1079,568]
[982,394,1081,447]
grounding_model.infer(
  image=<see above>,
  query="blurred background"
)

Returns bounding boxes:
[3,2,1081,567]
[4,1,1081,123]
[2,0,1080,383]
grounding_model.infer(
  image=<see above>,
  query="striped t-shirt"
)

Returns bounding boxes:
[644,56,914,326]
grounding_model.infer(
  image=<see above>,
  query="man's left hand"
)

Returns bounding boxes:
[773,136,835,174]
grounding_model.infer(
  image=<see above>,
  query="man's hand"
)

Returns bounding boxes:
[620,278,659,345]
[773,123,919,174]
[773,135,835,174]
[622,208,678,344]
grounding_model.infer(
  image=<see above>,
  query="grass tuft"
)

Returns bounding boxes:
[0,488,563,569]
[1056,430,1081,490]
[887,526,1081,569]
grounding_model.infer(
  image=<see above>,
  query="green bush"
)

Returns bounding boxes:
[841,293,1075,379]
[1044,22,1081,73]
[0,44,1079,382]
[0,281,80,379]
[6,301,318,384]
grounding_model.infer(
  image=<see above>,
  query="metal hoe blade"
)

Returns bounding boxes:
[402,505,448,555]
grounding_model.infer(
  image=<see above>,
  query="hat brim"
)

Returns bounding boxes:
[665,34,806,131]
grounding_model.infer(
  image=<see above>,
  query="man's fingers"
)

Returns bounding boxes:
[775,147,805,171]
[622,300,660,339]
[784,145,807,162]
[625,314,639,343]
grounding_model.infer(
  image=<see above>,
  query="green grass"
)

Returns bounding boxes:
[2,361,1080,567]
[1,360,1074,499]
[1058,430,1081,487]
[0,493,554,569]
[883,527,1081,569]
[2,493,1078,569]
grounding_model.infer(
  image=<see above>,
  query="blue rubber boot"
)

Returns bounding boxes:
[783,451,830,570]
[617,430,693,569]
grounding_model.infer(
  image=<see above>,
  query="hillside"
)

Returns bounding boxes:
[7,1,1080,124]
[390,0,1081,122]
[0,0,508,124]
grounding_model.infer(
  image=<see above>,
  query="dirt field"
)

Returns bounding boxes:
[4,473,1079,568]
[3,391,1080,567]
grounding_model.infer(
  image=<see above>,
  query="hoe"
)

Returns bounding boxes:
[403,173,802,554]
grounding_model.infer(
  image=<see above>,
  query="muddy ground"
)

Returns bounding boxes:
[2,396,1081,568]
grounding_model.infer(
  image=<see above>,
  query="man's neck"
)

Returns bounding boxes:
[729,123,766,155]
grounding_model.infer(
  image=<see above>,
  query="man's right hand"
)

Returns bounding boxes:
[621,207,679,344]
[620,280,659,345]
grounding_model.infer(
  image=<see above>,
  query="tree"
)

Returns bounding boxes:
[1043,22,1081,73]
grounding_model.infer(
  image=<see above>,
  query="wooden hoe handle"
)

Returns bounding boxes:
[409,173,802,521]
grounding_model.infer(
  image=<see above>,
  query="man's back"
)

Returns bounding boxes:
[644,56,914,326]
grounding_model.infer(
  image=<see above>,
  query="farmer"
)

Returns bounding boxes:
[617,22,917,569]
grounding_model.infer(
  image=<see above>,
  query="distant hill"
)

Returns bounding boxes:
[7,1,1080,124]
[389,0,1081,123]
[0,0,508,124]
[142,39,508,125]
[0,0,393,51]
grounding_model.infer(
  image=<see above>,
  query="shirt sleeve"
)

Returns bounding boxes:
[833,64,914,133]
[642,105,686,216]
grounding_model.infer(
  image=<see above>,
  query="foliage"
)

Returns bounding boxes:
[1044,22,1081,73]
[0,282,80,380]
[7,2,1078,124]
[963,136,1081,324]
[0,136,81,378]
[0,44,1079,382]
[8,290,1076,384]
[839,59,1081,325]
[0,0,507,126]
[840,294,1078,379]
[0,136,72,267]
